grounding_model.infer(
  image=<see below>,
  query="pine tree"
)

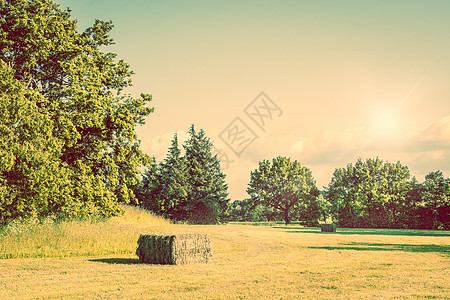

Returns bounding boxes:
[137,125,229,224]
[158,134,189,220]
[136,158,162,214]
[183,125,229,224]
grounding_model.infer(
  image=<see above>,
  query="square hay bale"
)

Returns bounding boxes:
[321,223,337,232]
[136,233,212,265]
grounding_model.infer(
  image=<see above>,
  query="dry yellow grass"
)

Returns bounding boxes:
[1,207,449,299]
[0,205,171,258]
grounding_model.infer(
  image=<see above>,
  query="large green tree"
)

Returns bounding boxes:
[0,0,153,223]
[0,61,72,221]
[325,157,411,228]
[246,156,319,225]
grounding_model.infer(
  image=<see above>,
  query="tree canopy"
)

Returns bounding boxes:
[246,156,319,225]
[325,157,450,229]
[0,0,153,223]
[420,171,450,229]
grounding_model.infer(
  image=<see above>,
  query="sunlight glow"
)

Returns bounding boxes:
[372,110,397,136]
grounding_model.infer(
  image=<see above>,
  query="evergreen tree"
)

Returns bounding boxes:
[135,158,162,214]
[183,125,229,224]
[137,125,229,224]
[158,134,189,220]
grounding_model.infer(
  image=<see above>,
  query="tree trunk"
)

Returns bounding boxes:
[284,209,290,225]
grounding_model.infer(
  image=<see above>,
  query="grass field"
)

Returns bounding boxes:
[1,206,449,299]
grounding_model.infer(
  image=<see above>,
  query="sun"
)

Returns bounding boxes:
[372,110,397,136]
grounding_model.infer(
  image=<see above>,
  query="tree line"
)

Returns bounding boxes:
[135,135,449,230]
[227,157,449,230]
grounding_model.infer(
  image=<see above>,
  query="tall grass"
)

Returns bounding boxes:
[0,205,172,259]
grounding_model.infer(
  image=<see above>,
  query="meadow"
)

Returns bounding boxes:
[1,206,449,299]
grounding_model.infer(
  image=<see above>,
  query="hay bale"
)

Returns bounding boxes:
[321,223,337,232]
[136,233,212,265]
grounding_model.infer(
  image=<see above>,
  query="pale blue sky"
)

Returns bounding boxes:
[57,0,450,199]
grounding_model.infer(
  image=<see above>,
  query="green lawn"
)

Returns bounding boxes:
[1,206,449,299]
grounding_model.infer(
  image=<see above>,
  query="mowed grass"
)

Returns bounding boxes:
[1,207,449,299]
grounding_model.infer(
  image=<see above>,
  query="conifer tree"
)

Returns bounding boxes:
[136,158,162,214]
[158,134,189,220]
[136,125,229,224]
[183,125,229,224]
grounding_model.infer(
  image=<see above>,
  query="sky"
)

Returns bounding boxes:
[57,0,450,200]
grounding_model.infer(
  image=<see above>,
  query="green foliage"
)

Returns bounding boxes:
[246,156,319,225]
[227,199,279,222]
[0,61,71,221]
[316,193,332,223]
[325,157,450,229]
[419,171,450,229]
[133,158,162,214]
[183,125,229,224]
[159,134,189,220]
[0,0,153,224]
[326,158,411,228]
[137,125,229,224]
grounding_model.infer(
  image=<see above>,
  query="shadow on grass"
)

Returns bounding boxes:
[89,258,140,265]
[279,227,450,237]
[309,242,450,254]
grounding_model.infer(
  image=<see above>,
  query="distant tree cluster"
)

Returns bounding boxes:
[0,0,152,224]
[326,158,450,230]
[134,125,229,224]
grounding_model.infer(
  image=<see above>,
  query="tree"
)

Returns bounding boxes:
[0,0,153,223]
[325,157,411,228]
[133,157,162,214]
[158,134,189,221]
[136,125,229,224]
[246,156,318,225]
[316,193,332,223]
[0,61,72,222]
[183,125,229,224]
[419,171,450,229]
[227,198,279,222]
[398,177,423,229]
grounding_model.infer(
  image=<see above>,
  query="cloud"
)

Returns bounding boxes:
[404,116,450,151]
[140,130,190,161]
[288,116,450,184]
